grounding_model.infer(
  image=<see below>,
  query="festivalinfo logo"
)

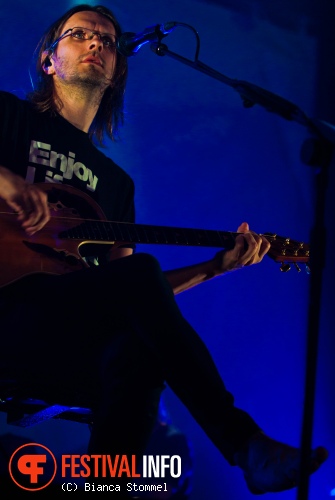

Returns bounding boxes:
[9,442,182,493]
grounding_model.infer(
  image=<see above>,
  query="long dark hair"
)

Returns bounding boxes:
[28,4,128,145]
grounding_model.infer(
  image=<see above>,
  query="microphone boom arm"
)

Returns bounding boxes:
[150,42,312,129]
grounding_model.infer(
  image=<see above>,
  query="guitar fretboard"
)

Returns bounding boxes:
[60,220,238,249]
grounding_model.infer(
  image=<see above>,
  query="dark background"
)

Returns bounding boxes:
[1,1,334,498]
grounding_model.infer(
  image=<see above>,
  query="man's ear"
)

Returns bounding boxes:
[41,50,55,74]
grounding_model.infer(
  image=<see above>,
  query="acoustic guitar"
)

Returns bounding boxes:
[0,183,310,288]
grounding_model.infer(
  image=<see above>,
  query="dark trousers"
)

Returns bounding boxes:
[0,252,260,464]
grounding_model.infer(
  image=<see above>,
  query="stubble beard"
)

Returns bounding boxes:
[55,57,111,101]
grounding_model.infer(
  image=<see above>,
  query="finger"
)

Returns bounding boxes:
[237,222,249,233]
[11,196,35,222]
[240,233,271,266]
[20,188,50,232]
[236,232,263,265]
[233,234,247,256]
[9,188,36,218]
[7,200,25,215]
[229,234,250,267]
[258,235,271,259]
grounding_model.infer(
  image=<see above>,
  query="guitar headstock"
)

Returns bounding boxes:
[263,233,310,273]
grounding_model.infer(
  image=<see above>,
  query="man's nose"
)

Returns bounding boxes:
[89,33,103,51]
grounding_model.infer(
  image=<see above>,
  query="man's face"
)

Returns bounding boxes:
[47,11,117,92]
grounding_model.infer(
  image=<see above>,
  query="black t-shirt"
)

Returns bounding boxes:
[0,91,135,259]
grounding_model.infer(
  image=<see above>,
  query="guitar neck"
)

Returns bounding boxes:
[60,219,239,249]
[59,219,310,268]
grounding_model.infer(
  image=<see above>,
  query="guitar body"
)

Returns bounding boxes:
[0,183,114,288]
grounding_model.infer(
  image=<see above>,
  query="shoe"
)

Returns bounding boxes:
[234,431,328,495]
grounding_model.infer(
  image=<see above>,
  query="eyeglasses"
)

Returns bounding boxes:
[47,26,118,53]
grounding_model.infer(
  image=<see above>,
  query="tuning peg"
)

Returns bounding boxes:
[293,262,301,272]
[280,262,291,272]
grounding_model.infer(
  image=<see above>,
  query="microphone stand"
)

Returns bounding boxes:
[150,42,335,499]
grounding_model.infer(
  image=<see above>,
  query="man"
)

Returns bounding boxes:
[0,3,327,496]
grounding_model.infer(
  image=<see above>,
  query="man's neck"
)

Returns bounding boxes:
[54,83,103,132]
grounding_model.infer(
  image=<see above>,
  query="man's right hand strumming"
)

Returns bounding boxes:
[0,166,50,235]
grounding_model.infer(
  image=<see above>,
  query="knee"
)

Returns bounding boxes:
[131,252,162,275]
[129,252,168,288]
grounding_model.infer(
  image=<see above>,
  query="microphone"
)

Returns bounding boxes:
[117,22,178,57]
